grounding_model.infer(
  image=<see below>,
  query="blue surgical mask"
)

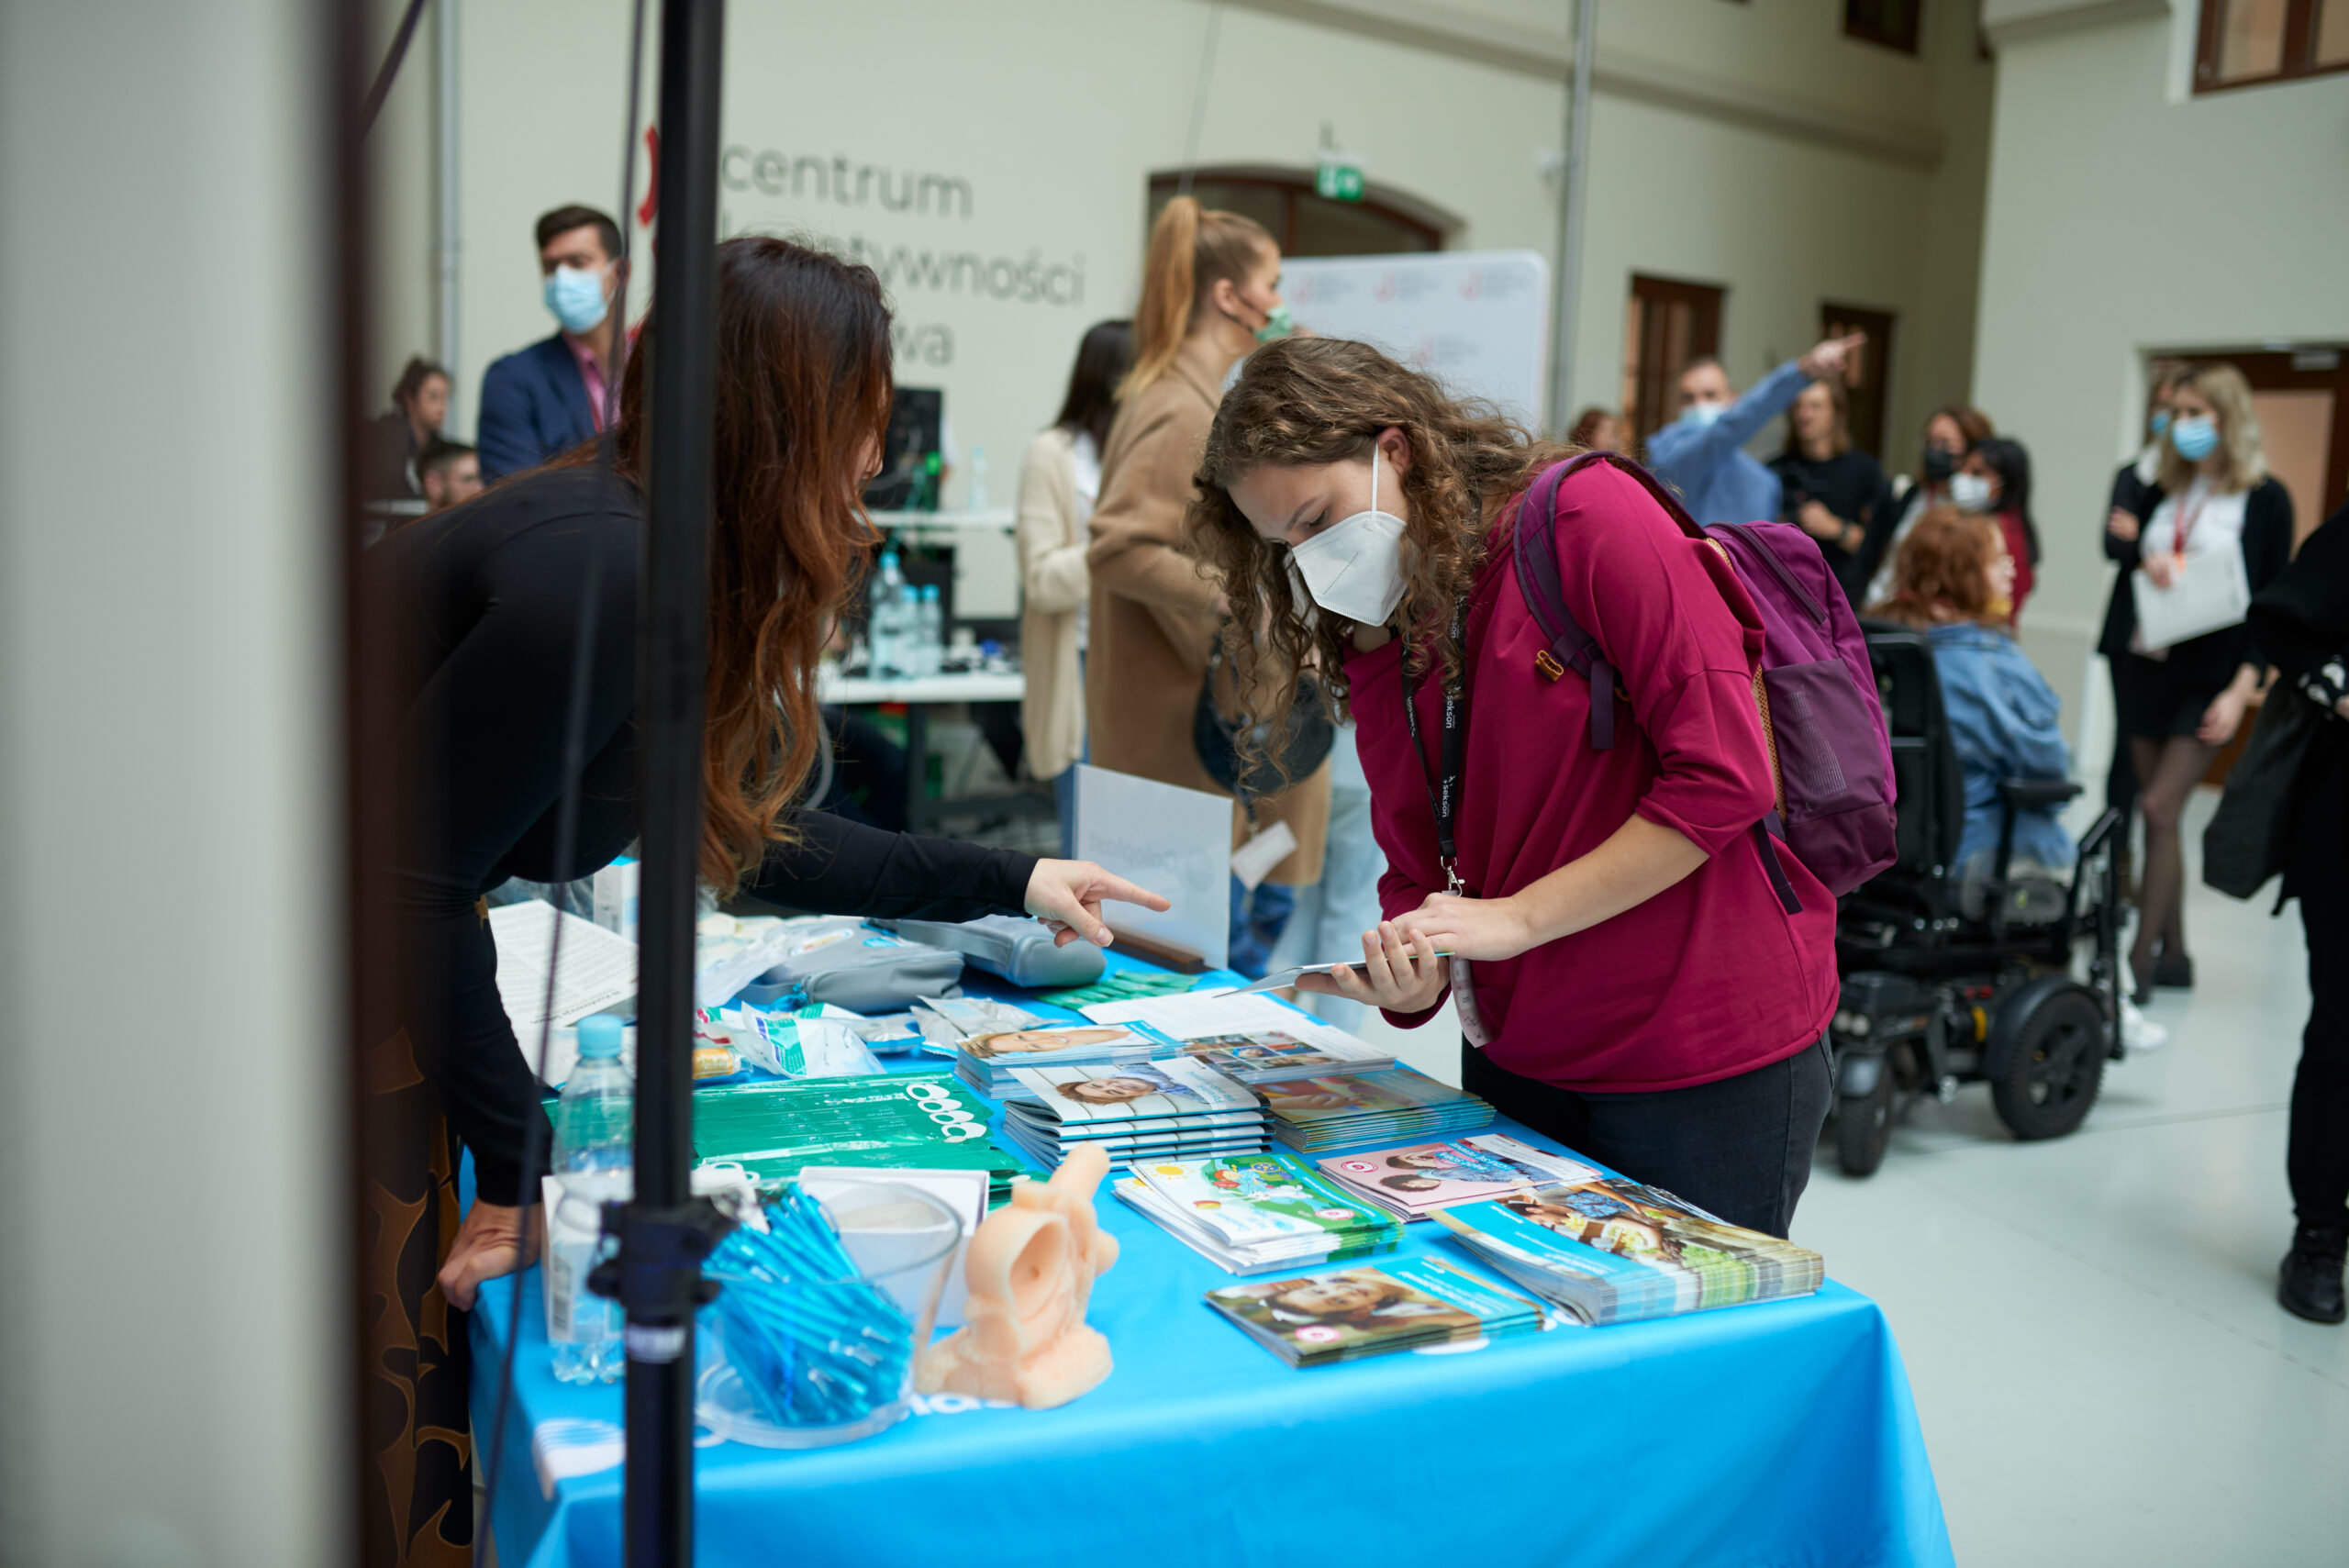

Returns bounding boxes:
[1682,402,1727,428]
[544,265,610,335]
[1949,471,1995,512]
[2170,414,2219,462]
[2148,409,2171,439]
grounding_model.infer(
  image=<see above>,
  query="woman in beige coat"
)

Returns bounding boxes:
[1086,196,1330,973]
[1017,319,1130,856]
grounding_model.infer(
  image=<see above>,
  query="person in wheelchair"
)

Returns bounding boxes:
[1870,506,2075,922]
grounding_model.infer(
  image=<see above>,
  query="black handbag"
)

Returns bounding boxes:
[2202,688,2322,900]
[1192,638,1334,801]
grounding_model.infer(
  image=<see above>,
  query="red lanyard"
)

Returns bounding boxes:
[2171,487,2210,555]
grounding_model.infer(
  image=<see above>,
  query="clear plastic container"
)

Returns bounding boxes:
[695,1181,962,1448]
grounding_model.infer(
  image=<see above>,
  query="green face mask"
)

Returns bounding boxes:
[1253,302,1296,344]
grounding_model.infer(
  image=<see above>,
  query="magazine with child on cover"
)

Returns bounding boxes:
[1254,1066,1493,1151]
[1431,1176,1823,1324]
[1204,1255,1543,1365]
[1316,1133,1605,1218]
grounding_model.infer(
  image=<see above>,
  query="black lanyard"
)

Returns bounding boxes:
[1399,591,1472,895]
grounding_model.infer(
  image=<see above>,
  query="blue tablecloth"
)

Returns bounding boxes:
[474,959,1952,1568]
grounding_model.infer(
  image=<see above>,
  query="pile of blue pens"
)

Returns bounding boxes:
[703,1184,915,1428]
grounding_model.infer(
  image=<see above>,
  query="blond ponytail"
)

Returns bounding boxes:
[1123,195,1275,397]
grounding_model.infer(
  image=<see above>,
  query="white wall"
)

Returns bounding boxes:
[1975,5,2349,711]
[429,0,1993,506]
[0,1,340,1562]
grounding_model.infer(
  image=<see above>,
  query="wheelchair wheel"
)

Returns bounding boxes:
[1835,1071,1895,1177]
[1989,984,2106,1140]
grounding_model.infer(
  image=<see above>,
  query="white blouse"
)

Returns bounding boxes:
[2143,477,2248,562]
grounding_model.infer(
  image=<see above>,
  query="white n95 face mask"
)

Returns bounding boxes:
[1287,444,1408,627]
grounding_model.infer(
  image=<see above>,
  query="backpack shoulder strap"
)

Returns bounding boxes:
[1515,453,1621,750]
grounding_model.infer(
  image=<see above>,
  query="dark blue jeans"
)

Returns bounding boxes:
[1228,876,1297,981]
[1462,1036,1832,1239]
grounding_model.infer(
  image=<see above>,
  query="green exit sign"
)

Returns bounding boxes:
[1315,151,1364,203]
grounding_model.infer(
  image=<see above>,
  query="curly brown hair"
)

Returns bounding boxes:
[1867,506,2005,629]
[1187,338,1578,785]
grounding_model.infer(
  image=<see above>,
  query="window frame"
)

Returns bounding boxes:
[1143,168,1451,258]
[1843,0,1924,55]
[1622,273,1726,453]
[2194,0,2349,94]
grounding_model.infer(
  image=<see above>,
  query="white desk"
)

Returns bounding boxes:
[865,508,1016,532]
[818,666,1045,831]
[818,669,1025,706]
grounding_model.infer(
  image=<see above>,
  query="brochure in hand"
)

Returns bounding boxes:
[950,1021,1172,1095]
[1316,1133,1606,1219]
[996,1058,1269,1173]
[1431,1173,1824,1325]
[1204,1255,1544,1366]
[688,1072,1023,1206]
[1114,1151,1403,1273]
[1254,1066,1494,1152]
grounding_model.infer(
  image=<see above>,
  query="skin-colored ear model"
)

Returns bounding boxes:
[913,1143,1119,1408]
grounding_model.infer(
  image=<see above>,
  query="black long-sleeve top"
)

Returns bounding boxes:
[380,466,1037,1202]
[2252,500,2349,903]
[2098,458,2162,659]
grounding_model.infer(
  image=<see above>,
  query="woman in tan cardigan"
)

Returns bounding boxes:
[1087,196,1329,973]
[1017,319,1131,856]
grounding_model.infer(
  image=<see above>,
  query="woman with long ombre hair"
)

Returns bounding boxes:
[1190,337,1838,1237]
[2114,361,2293,1003]
[372,236,1161,1562]
[1086,195,1330,975]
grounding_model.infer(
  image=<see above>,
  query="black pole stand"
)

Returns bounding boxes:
[588,2,730,1564]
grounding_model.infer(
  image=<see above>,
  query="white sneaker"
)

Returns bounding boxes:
[2121,995,2167,1053]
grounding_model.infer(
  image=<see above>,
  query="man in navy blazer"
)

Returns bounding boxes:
[476,205,624,481]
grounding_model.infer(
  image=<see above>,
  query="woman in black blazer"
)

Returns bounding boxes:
[2099,369,2187,884]
[2108,363,2293,1001]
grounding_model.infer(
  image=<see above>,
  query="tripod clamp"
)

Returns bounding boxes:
[587,1196,736,1362]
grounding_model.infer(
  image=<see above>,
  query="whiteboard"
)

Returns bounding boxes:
[1282,250,1552,428]
[1074,764,1231,971]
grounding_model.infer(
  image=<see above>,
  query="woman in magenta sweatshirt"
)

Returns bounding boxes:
[1191,339,1838,1237]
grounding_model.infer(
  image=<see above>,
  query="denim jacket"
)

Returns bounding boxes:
[1927,621,2077,870]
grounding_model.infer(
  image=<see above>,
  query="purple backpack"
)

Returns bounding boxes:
[1515,453,1897,909]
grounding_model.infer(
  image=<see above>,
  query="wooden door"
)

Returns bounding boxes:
[1622,274,1723,453]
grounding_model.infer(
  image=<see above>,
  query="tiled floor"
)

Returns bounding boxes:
[1360,790,2349,1565]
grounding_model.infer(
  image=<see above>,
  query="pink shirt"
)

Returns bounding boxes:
[1348,460,1838,1092]
[566,335,608,432]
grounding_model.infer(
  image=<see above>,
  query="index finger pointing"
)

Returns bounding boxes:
[1088,871,1172,912]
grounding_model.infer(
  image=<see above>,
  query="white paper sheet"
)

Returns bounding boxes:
[1073,763,1231,970]
[488,898,639,1033]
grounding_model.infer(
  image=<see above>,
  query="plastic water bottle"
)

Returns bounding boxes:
[551,1016,630,1385]
[968,445,988,513]
[870,550,907,676]
[895,578,923,677]
[915,584,943,676]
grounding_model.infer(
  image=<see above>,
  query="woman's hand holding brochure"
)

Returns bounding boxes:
[1296,922,1445,1013]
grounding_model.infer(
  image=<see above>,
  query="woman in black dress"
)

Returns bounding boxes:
[368,236,1160,1561]
[2109,362,2292,1002]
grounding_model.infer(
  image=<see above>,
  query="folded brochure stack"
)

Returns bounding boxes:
[949,1019,1168,1097]
[1431,1173,1823,1324]
[1112,1151,1402,1273]
[995,1058,1268,1173]
[1315,1133,1606,1220]
[1255,1066,1493,1153]
[1204,1256,1544,1365]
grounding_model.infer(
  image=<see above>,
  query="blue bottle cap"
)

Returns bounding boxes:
[578,1016,625,1061]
